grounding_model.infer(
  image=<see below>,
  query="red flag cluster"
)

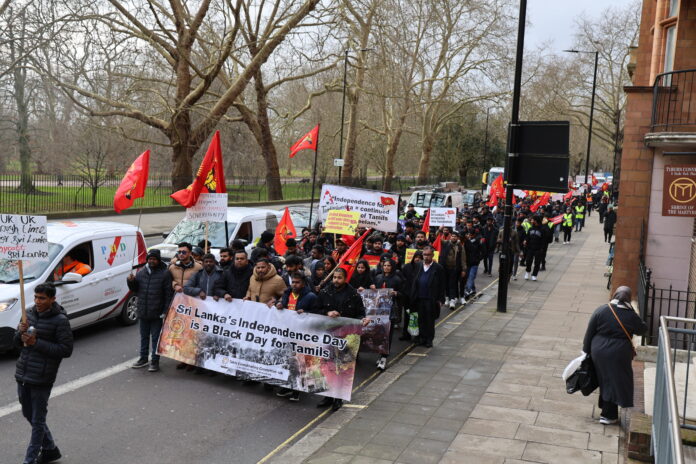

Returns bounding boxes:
[487,175,505,207]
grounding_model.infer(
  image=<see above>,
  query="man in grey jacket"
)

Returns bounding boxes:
[184,254,224,301]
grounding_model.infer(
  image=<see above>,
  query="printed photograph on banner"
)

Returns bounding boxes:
[359,288,392,355]
[318,184,399,232]
[0,214,49,261]
[158,294,362,401]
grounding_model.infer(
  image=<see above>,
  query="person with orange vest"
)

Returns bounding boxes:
[53,252,91,281]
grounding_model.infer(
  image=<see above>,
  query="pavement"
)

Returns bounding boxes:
[268,215,622,464]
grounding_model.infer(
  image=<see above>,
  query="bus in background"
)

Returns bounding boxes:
[485,167,505,195]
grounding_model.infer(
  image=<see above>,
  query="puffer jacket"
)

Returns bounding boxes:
[127,262,173,320]
[168,259,203,290]
[245,265,286,304]
[214,263,254,299]
[14,302,73,386]
[317,283,365,319]
[184,266,224,298]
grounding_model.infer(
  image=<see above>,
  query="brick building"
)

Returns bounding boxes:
[613,0,696,317]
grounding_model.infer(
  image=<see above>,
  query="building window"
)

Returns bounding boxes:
[664,26,676,75]
[668,0,679,18]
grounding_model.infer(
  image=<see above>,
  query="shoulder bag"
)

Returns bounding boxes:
[608,303,637,359]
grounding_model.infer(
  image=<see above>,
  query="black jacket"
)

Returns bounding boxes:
[280,286,319,312]
[408,261,446,304]
[184,267,224,297]
[317,283,365,319]
[214,263,254,299]
[349,271,373,290]
[15,303,74,386]
[463,237,484,266]
[604,210,617,231]
[127,262,173,320]
[525,225,548,251]
[482,225,499,252]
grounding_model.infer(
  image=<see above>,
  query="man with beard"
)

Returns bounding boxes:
[408,246,445,348]
[215,250,254,301]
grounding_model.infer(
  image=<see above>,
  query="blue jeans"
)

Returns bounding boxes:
[575,217,583,232]
[18,382,55,464]
[465,265,479,293]
[139,317,163,361]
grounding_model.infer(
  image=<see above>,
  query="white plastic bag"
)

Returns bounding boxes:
[562,352,587,382]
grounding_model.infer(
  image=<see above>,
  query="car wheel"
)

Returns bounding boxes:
[119,294,138,325]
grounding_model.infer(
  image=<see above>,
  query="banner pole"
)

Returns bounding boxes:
[308,124,320,230]
[131,199,144,272]
[205,221,209,253]
[18,259,26,324]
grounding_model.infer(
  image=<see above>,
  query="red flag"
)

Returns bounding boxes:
[490,175,504,198]
[591,174,598,186]
[274,207,297,256]
[421,209,431,232]
[432,233,442,252]
[289,124,319,158]
[602,183,610,191]
[114,150,150,213]
[487,190,498,207]
[551,214,564,225]
[563,190,573,201]
[171,131,226,208]
[530,192,551,212]
[338,229,371,281]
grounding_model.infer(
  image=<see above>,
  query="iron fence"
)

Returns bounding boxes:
[652,69,696,131]
[0,173,467,215]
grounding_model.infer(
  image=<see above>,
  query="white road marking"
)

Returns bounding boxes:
[0,357,137,419]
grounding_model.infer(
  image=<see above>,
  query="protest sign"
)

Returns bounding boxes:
[324,210,361,235]
[0,214,48,261]
[404,248,439,264]
[158,294,362,401]
[319,184,399,232]
[429,207,457,227]
[359,289,393,355]
[185,193,228,222]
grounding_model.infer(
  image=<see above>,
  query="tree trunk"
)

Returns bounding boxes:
[91,186,98,207]
[417,130,434,184]
[342,87,361,186]
[170,114,196,193]
[383,114,407,191]
[13,65,34,194]
[253,71,283,200]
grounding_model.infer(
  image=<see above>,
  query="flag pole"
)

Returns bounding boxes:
[18,260,26,325]
[205,221,209,253]
[308,124,320,230]
[130,198,145,273]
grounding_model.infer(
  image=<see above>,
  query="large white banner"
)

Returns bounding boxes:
[158,294,363,401]
[0,214,48,261]
[186,193,228,222]
[318,184,399,232]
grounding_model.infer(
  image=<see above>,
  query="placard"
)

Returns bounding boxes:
[663,165,696,216]
[185,193,228,222]
[319,184,399,232]
[404,248,439,264]
[359,288,393,355]
[324,210,361,235]
[429,207,457,227]
[0,214,48,261]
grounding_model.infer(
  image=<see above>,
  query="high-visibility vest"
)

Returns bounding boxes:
[522,221,531,232]
[563,214,573,227]
[574,206,585,219]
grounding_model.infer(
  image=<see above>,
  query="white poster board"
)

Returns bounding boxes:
[429,207,457,227]
[186,193,228,223]
[0,214,48,261]
[318,184,399,232]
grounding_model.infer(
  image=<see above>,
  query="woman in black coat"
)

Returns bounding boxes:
[399,251,423,341]
[603,206,617,243]
[372,259,404,370]
[582,286,647,425]
[349,259,373,290]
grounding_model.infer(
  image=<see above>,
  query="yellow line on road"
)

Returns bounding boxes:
[257,277,500,463]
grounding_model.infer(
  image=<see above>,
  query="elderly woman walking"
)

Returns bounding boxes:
[582,286,648,424]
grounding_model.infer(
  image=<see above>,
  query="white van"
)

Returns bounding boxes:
[406,191,464,216]
[150,207,283,261]
[0,221,145,352]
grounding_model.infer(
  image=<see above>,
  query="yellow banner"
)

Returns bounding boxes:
[404,248,439,264]
[324,210,361,235]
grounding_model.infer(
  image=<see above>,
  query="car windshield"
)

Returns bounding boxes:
[408,192,446,208]
[0,243,63,284]
[163,220,235,248]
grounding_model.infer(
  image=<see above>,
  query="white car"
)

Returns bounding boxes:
[150,207,284,261]
[0,221,145,352]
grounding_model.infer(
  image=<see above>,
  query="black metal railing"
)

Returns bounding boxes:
[0,173,466,215]
[641,267,696,348]
[652,69,696,131]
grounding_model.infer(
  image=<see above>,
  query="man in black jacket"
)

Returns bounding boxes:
[215,250,254,301]
[15,283,73,464]
[316,268,369,411]
[604,206,617,243]
[409,246,445,348]
[127,249,173,372]
[523,216,548,281]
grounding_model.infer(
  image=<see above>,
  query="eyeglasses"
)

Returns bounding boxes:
[177,250,189,255]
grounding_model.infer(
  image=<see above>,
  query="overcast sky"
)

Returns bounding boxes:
[526,0,638,52]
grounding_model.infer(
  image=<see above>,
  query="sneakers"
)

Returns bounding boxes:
[40,446,61,463]
[376,357,387,371]
[563,241,567,245]
[276,388,293,397]
[449,299,456,309]
[317,396,333,408]
[512,275,517,281]
[532,276,537,281]
[599,416,619,425]
[148,361,159,372]
[332,398,344,411]
[289,392,300,402]
[524,272,529,280]
[445,297,450,305]
[460,297,466,305]
[131,357,148,369]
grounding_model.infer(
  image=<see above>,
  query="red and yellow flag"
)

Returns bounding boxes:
[421,209,431,232]
[171,131,226,208]
[530,192,551,212]
[338,228,371,281]
[274,207,297,256]
[114,150,150,213]
[289,124,319,158]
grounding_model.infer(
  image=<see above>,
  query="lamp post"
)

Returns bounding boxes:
[337,48,372,184]
[564,49,599,185]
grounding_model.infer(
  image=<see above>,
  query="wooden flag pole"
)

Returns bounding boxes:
[131,199,144,272]
[204,221,209,253]
[18,260,27,324]
[308,124,320,230]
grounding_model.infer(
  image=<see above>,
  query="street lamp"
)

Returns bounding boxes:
[564,49,599,185]
[337,48,373,184]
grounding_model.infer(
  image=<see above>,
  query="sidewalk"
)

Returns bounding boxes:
[271,216,620,463]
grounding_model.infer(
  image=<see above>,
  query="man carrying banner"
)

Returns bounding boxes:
[184,254,224,301]
[127,249,173,372]
[408,246,445,348]
[317,268,368,411]
[244,259,286,306]
[15,283,73,464]
[215,250,254,301]
[169,242,203,371]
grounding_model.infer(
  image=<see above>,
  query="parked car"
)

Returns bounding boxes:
[0,221,146,352]
[150,207,283,261]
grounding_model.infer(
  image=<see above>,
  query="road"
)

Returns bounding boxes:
[1,211,499,464]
